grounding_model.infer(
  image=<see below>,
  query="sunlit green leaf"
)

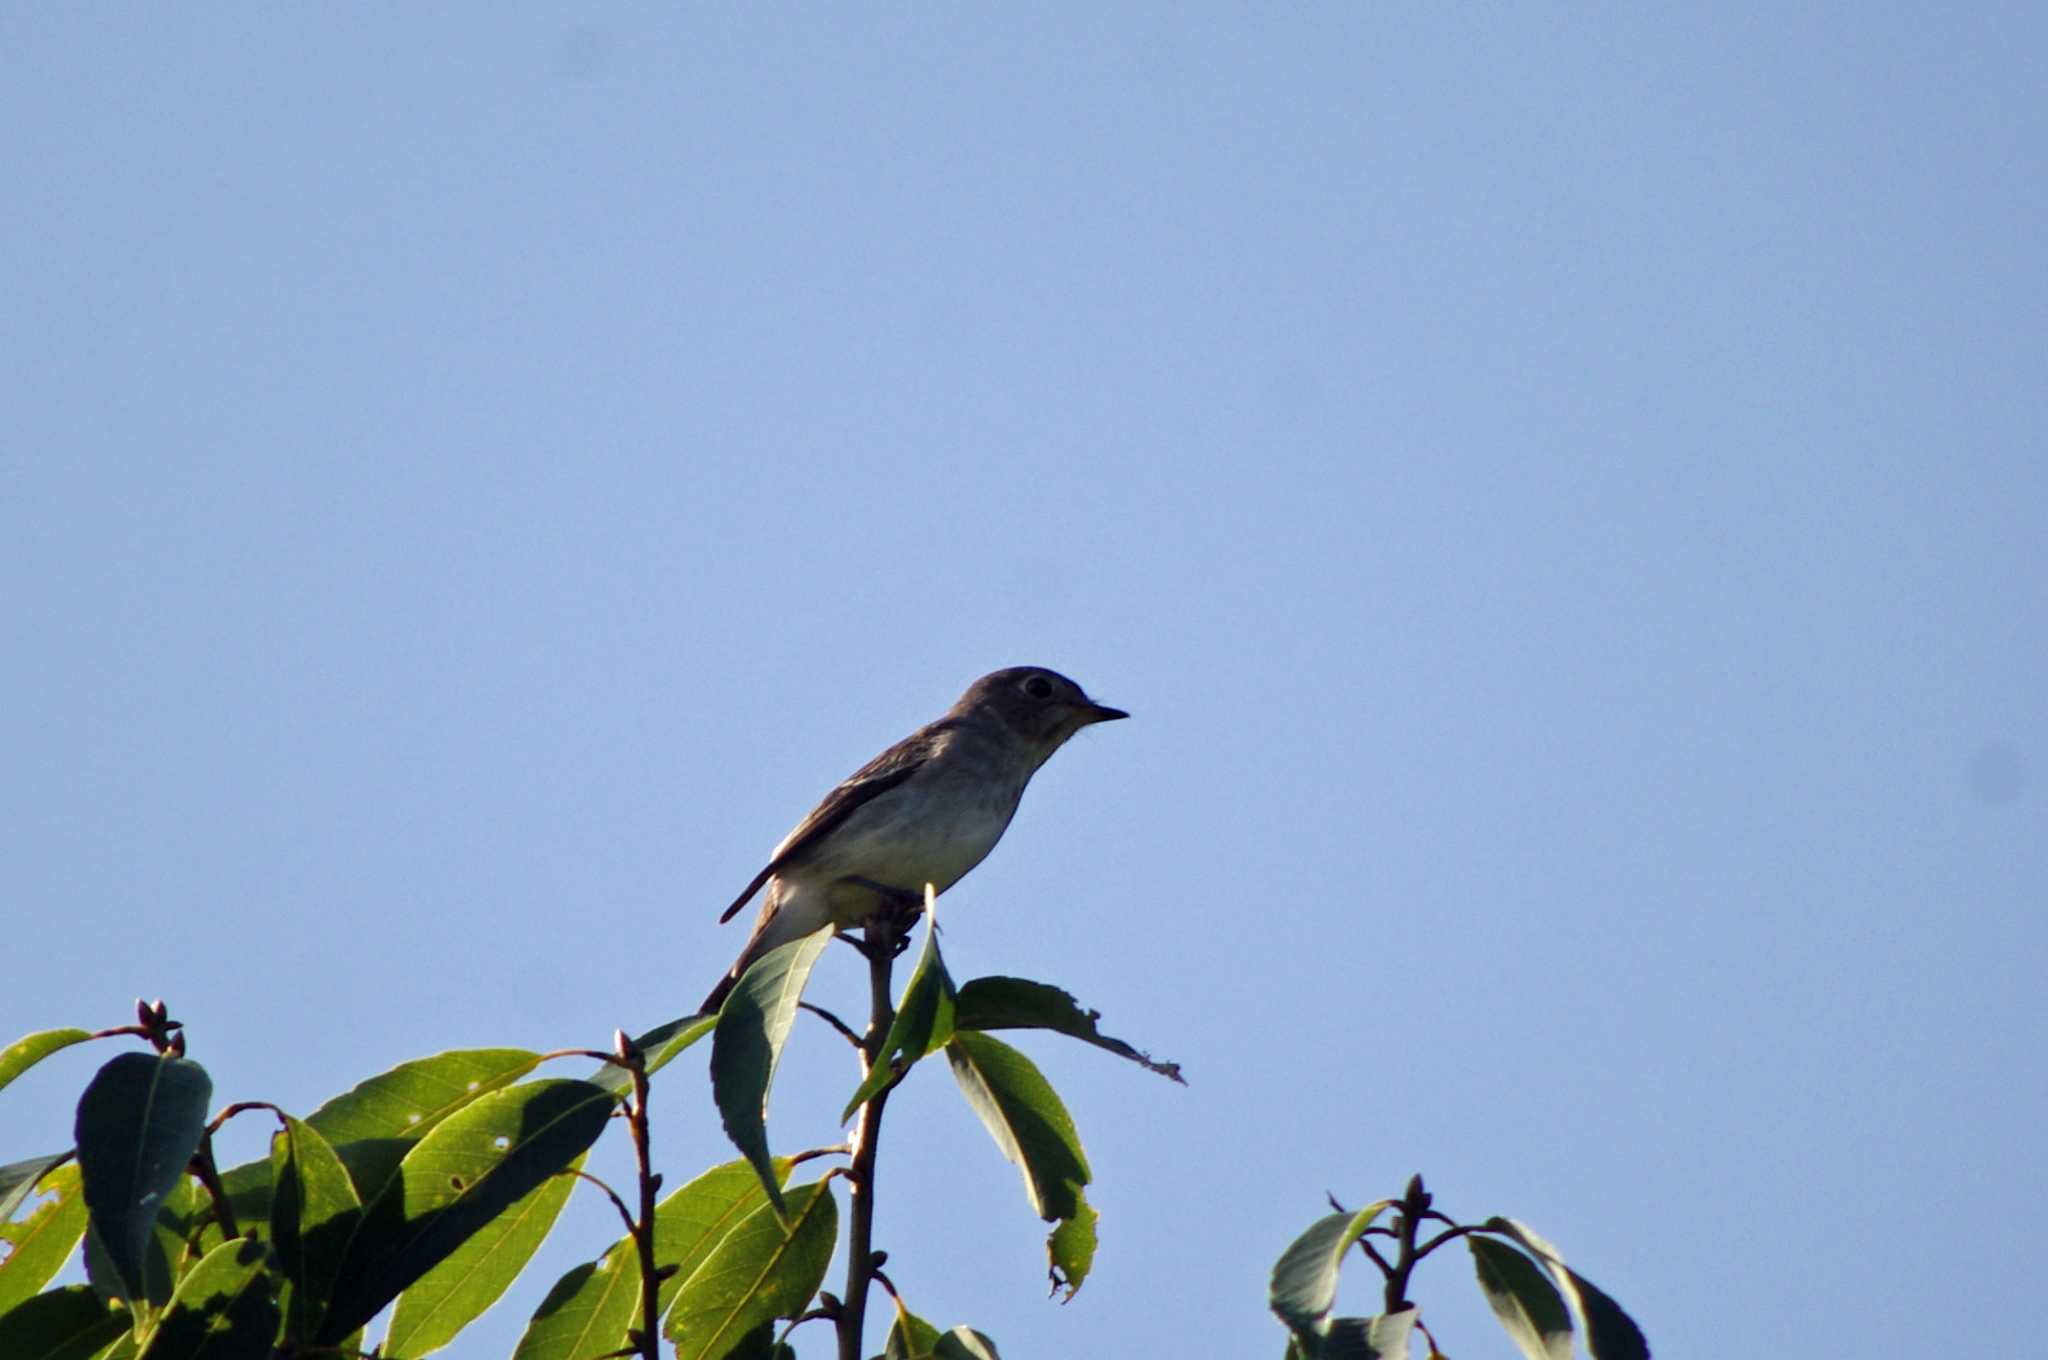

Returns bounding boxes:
[516,1157,794,1360]
[883,1305,943,1360]
[945,1031,1089,1224]
[711,935,829,1216]
[588,1015,718,1098]
[664,1180,836,1360]
[269,1115,359,1346]
[0,1029,95,1095]
[385,1150,583,1357]
[1,1162,90,1313]
[132,1236,276,1360]
[304,1048,542,1205]
[0,1152,75,1241]
[1046,1195,1097,1301]
[842,912,957,1123]
[316,1078,611,1344]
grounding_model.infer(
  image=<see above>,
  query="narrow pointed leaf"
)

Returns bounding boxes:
[0,1151,74,1233]
[1469,1237,1571,1360]
[74,1054,213,1308]
[953,978,1184,1083]
[1326,1308,1416,1360]
[304,1048,542,1205]
[664,1179,837,1360]
[711,934,829,1216]
[0,1029,95,1094]
[1481,1220,1650,1360]
[269,1115,359,1346]
[0,1162,90,1312]
[316,1078,612,1343]
[1046,1195,1097,1301]
[515,1156,793,1360]
[842,913,957,1123]
[1267,1203,1392,1348]
[945,1031,1090,1224]
[589,1014,718,1098]
[385,1149,584,1357]
[0,1284,129,1360]
[132,1236,276,1360]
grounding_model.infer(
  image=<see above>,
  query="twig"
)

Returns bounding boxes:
[836,914,901,1360]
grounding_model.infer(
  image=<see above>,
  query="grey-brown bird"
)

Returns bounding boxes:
[699,667,1126,1013]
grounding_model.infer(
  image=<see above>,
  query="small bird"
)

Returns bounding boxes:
[699,667,1127,1014]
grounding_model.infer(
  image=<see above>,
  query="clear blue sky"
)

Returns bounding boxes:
[4,7,2041,1356]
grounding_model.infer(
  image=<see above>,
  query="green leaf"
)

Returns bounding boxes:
[316,1078,612,1344]
[0,1284,130,1360]
[883,1305,943,1360]
[385,1148,584,1357]
[1469,1237,1571,1360]
[132,1236,276,1360]
[1480,1219,1650,1360]
[1267,1203,1391,1351]
[305,1048,542,1205]
[1,1162,90,1313]
[0,1151,75,1237]
[945,1031,1090,1224]
[82,1174,203,1313]
[932,1328,1002,1360]
[664,1179,837,1360]
[0,1028,95,1094]
[516,1156,793,1360]
[1046,1195,1097,1301]
[711,935,829,1217]
[269,1115,360,1346]
[74,1054,213,1309]
[841,914,957,1123]
[589,1014,719,1098]
[953,978,1184,1083]
[1325,1309,1416,1360]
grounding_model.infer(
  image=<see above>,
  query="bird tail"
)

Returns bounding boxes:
[698,884,826,1015]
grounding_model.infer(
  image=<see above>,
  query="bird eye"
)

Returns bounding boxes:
[1023,675,1054,700]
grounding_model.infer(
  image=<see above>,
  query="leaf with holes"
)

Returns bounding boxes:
[0,1162,89,1314]
[384,1149,584,1357]
[315,1078,611,1344]
[304,1049,543,1206]
[954,978,1183,1083]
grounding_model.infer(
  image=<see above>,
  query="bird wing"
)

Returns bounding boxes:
[715,721,950,923]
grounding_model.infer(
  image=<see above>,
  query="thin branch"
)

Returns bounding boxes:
[800,1002,863,1047]
[836,914,902,1360]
